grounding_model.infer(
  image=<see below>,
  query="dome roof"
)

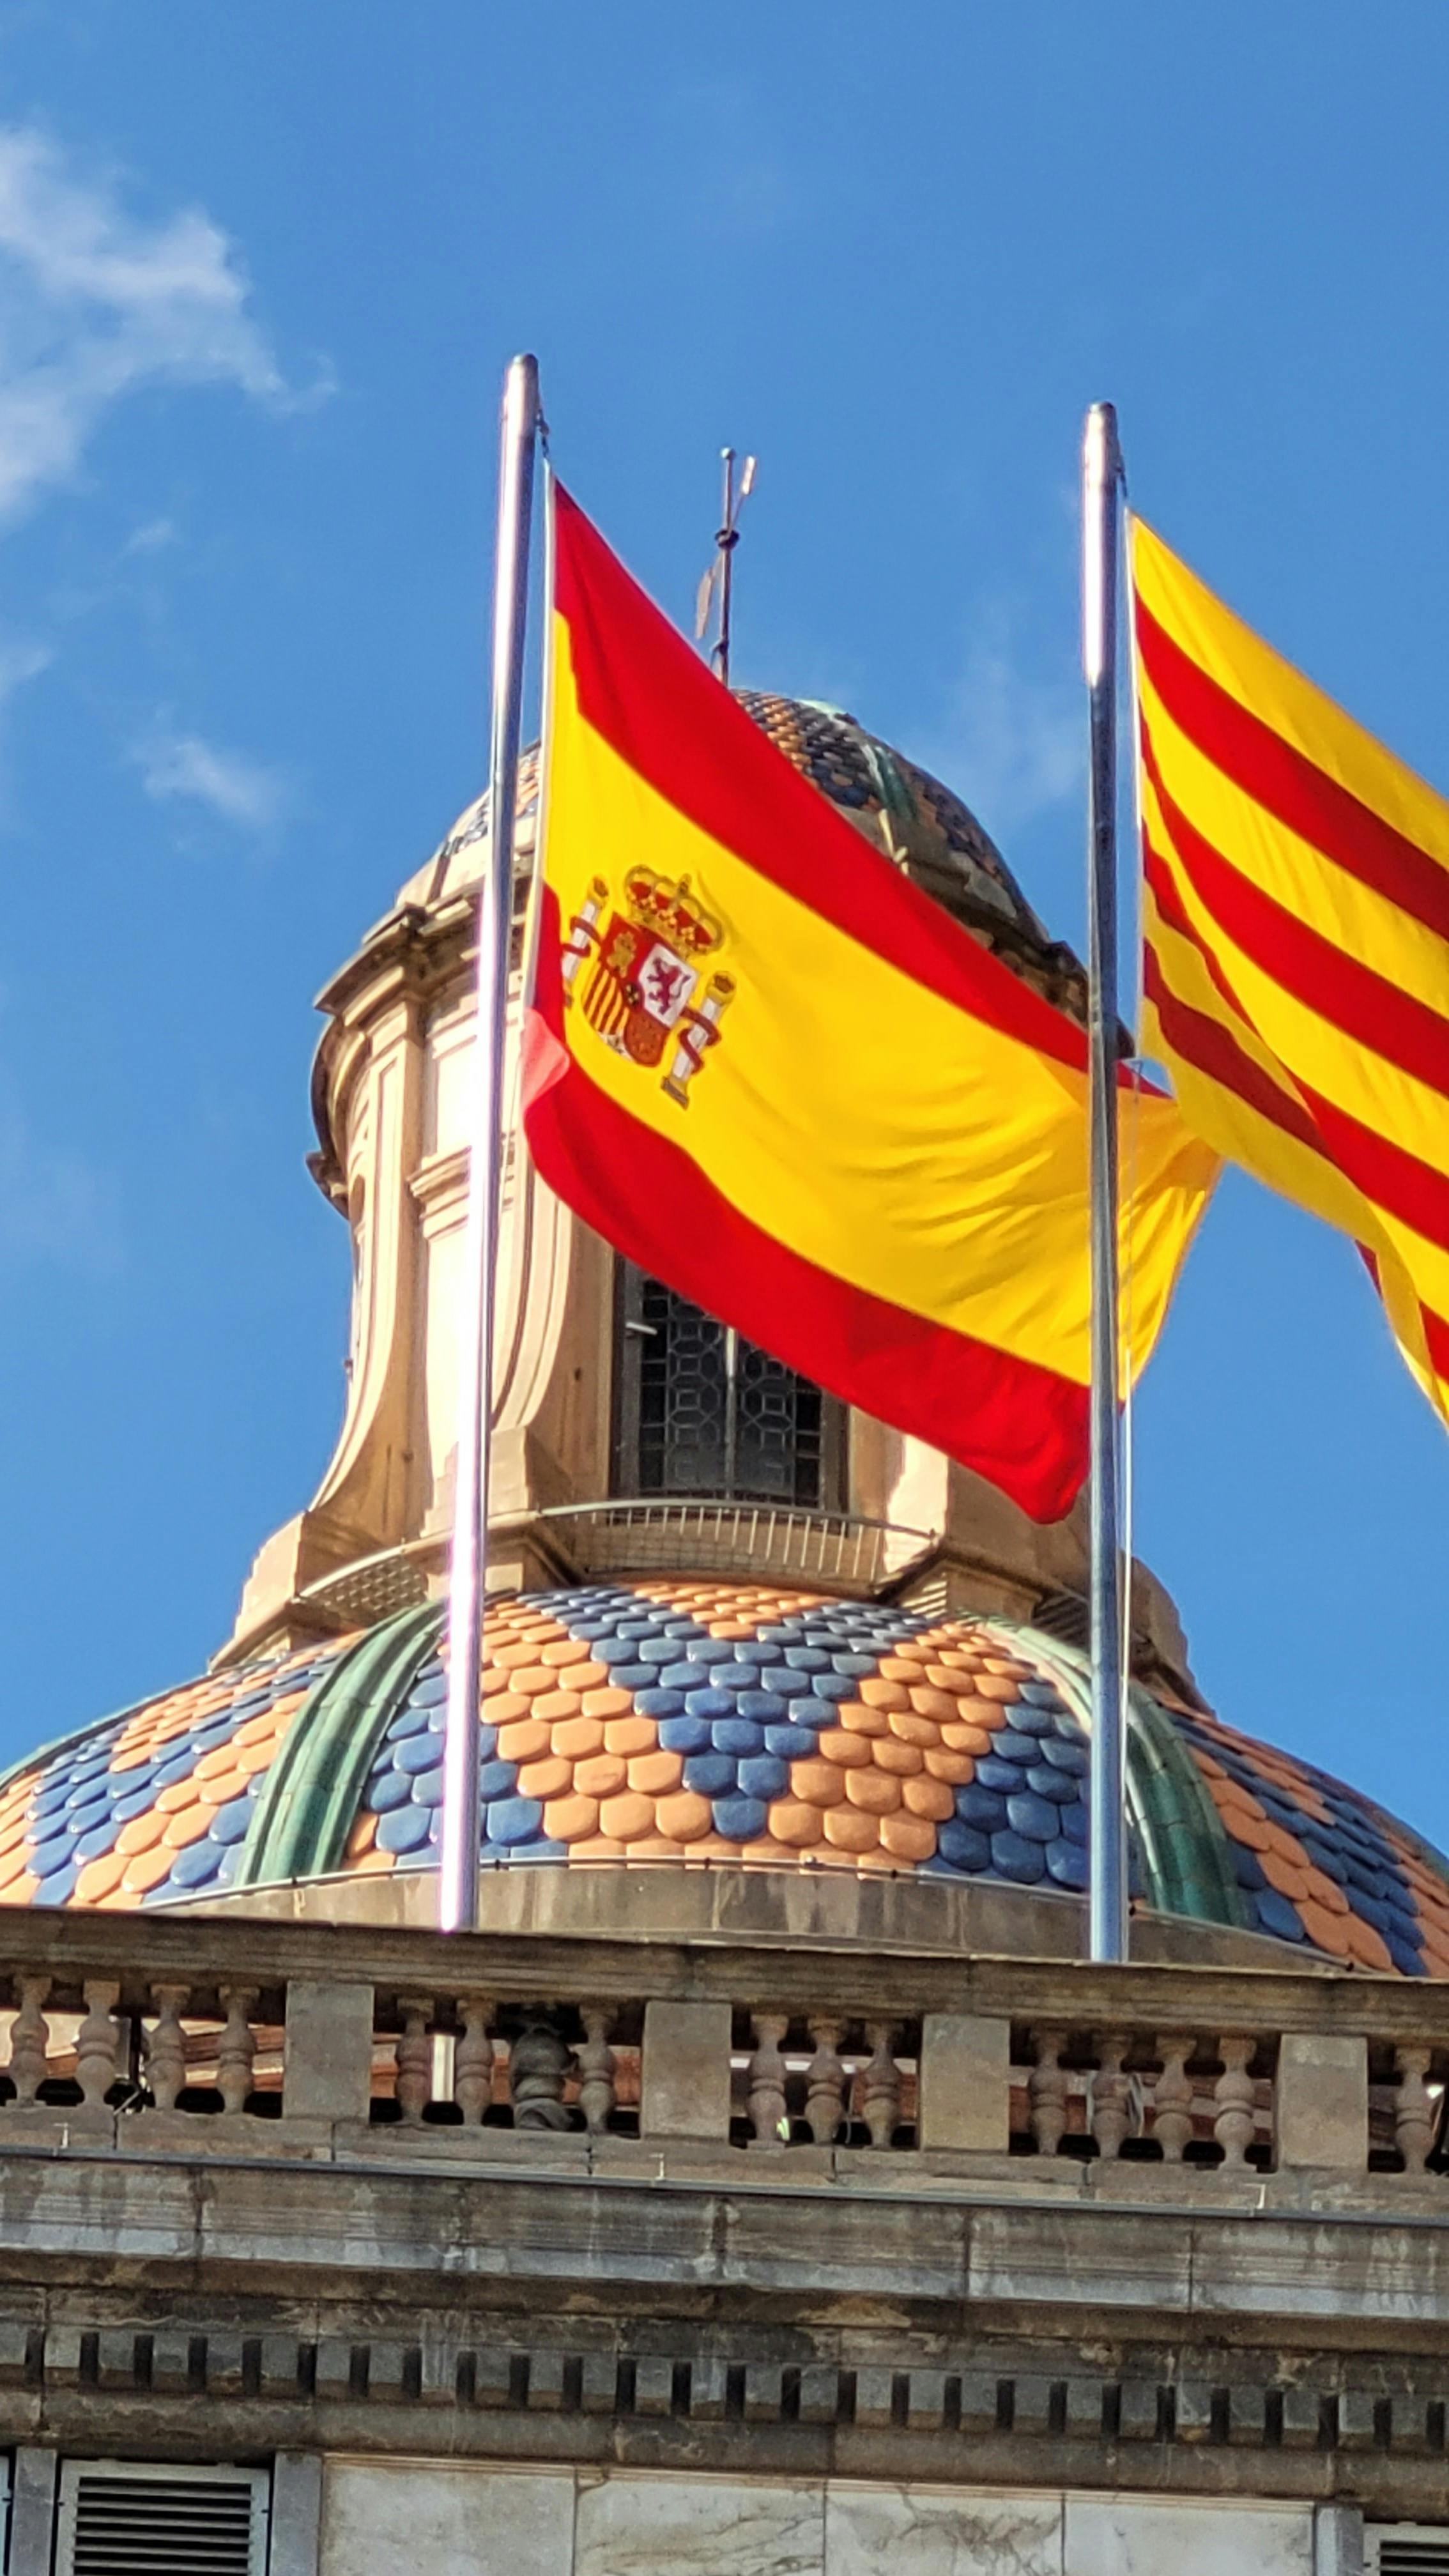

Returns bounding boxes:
[4,1580,1447,1974]
[393,693,1090,1023]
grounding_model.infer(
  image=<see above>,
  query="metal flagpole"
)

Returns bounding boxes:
[439,351,541,1935]
[1082,399,1128,1966]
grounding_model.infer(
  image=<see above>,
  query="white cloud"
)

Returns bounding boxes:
[121,516,178,556]
[132,723,287,830]
[0,124,318,525]
[924,610,1084,838]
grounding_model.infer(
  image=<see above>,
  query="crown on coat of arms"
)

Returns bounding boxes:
[623,866,722,957]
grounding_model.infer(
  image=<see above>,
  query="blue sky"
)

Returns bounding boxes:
[1,4,1446,1841]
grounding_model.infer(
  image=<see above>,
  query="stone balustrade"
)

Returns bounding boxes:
[0,1904,1441,2184]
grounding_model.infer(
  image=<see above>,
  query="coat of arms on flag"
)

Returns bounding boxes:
[561,863,735,1105]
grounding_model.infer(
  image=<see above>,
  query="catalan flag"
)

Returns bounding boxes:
[1135,517,1449,1424]
[523,483,1216,1521]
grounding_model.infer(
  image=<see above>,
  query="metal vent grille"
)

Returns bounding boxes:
[56,2461,269,2576]
[1369,2531,1449,2575]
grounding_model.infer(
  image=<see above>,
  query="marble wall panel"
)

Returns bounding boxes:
[574,2473,825,2576]
[319,2462,576,2574]
[1064,2497,1314,2576]
[825,2485,1062,2575]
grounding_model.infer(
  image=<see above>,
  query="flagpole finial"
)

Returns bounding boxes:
[694,447,758,688]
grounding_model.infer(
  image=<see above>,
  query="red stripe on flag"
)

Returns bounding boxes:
[1135,594,1449,950]
[1142,729,1449,1105]
[553,483,1091,1079]
[1142,944,1326,1158]
[525,893,1090,1522]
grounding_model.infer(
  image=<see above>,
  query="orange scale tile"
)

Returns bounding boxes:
[1418,1935,1449,1977]
[878,1811,938,1864]
[815,1730,870,1770]
[582,1687,636,1721]
[480,1666,519,1698]
[836,1703,889,1740]
[901,1774,955,1822]
[233,1710,286,1749]
[880,1650,930,1676]
[346,1813,379,1859]
[627,1750,684,1797]
[940,1722,992,1758]
[1298,1899,1353,1958]
[0,1819,31,1862]
[808,1841,871,1870]
[540,1637,590,1669]
[482,1693,532,1728]
[1301,1866,1351,1919]
[507,1664,560,1696]
[122,1844,180,1896]
[604,1715,657,1757]
[349,1848,399,1876]
[568,1836,630,1860]
[972,1675,1020,1705]
[164,1805,218,1851]
[1257,1847,1312,1901]
[496,1719,551,1765]
[1261,1820,1312,1868]
[1221,1811,1274,1856]
[0,1864,38,1904]
[533,1690,583,1726]
[156,1780,203,1815]
[227,1744,278,1784]
[654,1790,714,1844]
[707,1620,758,1641]
[1192,1749,1228,1779]
[493,1641,545,1673]
[923,1747,975,1786]
[599,1791,656,1843]
[1344,1919,1393,1973]
[789,1759,847,1809]
[844,1769,901,1816]
[907,1686,960,1725]
[575,1754,628,1800]
[857,1678,911,1713]
[194,1745,244,1785]
[887,1709,940,1750]
[554,1716,606,1762]
[873,1738,924,1779]
[629,1835,693,1861]
[542,1793,601,1843]
[517,1757,573,1802]
[569,1662,611,1693]
[764,1799,825,1850]
[75,1850,131,1906]
[116,1811,167,1858]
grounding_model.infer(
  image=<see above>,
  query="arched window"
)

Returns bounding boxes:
[612,1267,842,1508]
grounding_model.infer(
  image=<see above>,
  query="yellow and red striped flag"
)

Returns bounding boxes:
[1134,517,1449,1421]
[523,484,1216,1521]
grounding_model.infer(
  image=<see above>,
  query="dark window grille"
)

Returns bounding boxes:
[614,1269,839,1508]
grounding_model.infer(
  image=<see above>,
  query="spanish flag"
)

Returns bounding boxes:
[523,484,1216,1521]
[1135,518,1449,1427]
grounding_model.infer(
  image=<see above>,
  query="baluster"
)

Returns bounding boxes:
[1028,2028,1067,2157]
[217,1986,258,2115]
[76,1979,121,2109]
[1090,2030,1132,2161]
[510,2017,572,2130]
[804,2015,847,2145]
[747,2011,790,2143]
[857,2020,900,2150]
[1213,2035,1257,2169]
[454,1992,496,2124]
[1152,2033,1195,2162]
[8,1973,51,2104]
[1395,2044,1436,2174]
[576,2005,617,2136]
[394,1995,434,2125]
[145,1983,189,2112]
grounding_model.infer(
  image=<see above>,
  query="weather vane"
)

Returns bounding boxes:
[694,446,757,689]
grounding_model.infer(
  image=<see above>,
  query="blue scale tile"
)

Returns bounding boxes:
[1036,1738,1089,1775]
[368,1772,413,1815]
[410,1767,446,1806]
[74,1821,122,1864]
[1230,1843,1267,1892]
[712,1793,768,1841]
[1016,1682,1064,1708]
[608,1664,655,1691]
[737,1690,786,1722]
[956,1784,1008,1831]
[987,1728,1039,1765]
[396,1735,446,1777]
[385,1706,435,1744]
[635,1689,686,1721]
[787,1698,831,1727]
[378,1805,433,1857]
[684,1689,735,1722]
[408,1673,448,1709]
[1255,1890,1307,1943]
[936,1820,992,1873]
[1045,1838,1088,1889]
[1006,1791,1061,1844]
[783,1648,829,1672]
[761,1667,802,1695]
[737,1755,789,1801]
[975,1756,1025,1793]
[1387,1934,1427,1975]
[33,1862,80,1906]
[710,1719,764,1757]
[1006,1706,1056,1738]
[657,1715,713,1756]
[831,1654,878,1677]
[661,1660,715,1690]
[168,1841,224,1890]
[484,1796,544,1848]
[764,1724,816,1759]
[63,1791,113,1833]
[29,1832,77,1879]
[1024,1766,1075,1804]
[210,1799,253,1846]
[811,1675,855,1704]
[689,1640,738,1666]
[476,1759,518,1800]
[636,1637,680,1665]
[684,1754,739,1797]
[990,1830,1045,1884]
[151,1751,203,1790]
[1060,1802,1089,1846]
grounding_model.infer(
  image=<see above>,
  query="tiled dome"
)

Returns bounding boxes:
[3,1581,1448,1972]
